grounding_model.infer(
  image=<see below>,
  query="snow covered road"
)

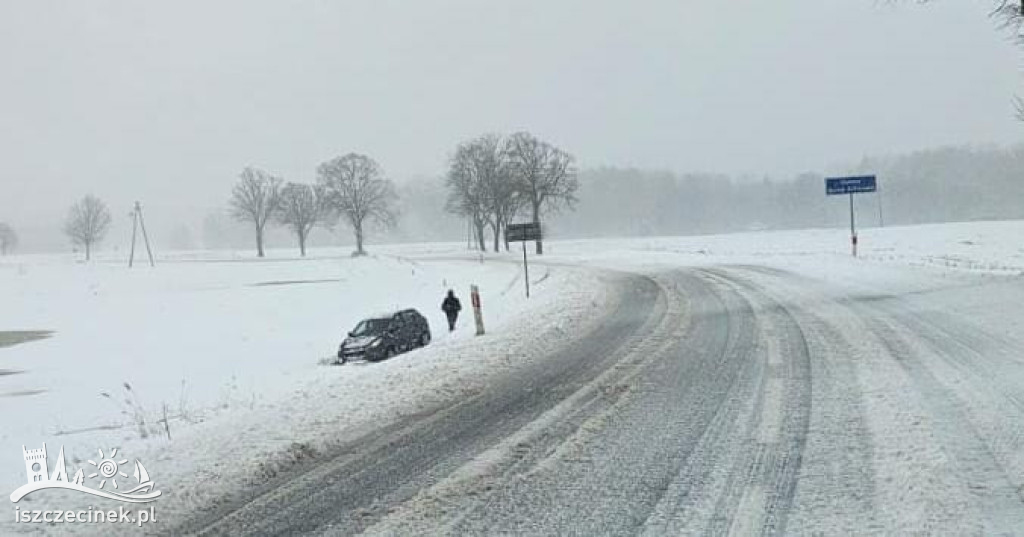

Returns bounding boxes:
[176,256,1024,536]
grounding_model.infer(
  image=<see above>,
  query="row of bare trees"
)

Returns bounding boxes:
[51,138,562,261]
[445,132,578,254]
[229,153,397,257]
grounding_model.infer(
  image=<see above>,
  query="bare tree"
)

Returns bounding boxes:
[317,153,397,256]
[445,135,519,252]
[276,182,333,256]
[913,1,1023,33]
[506,132,579,254]
[477,135,519,252]
[499,188,527,251]
[446,142,491,252]
[987,0,1023,34]
[912,1,1024,117]
[63,195,112,261]
[230,167,282,258]
[0,222,17,255]
[986,2,1024,118]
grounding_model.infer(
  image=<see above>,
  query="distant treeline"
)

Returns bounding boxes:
[186,143,1024,250]
[546,144,1024,239]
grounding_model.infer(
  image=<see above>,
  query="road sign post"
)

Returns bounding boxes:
[522,240,530,298]
[505,222,542,298]
[826,175,876,258]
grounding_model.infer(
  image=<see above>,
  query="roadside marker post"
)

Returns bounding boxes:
[826,175,877,257]
[471,284,485,336]
[505,222,543,299]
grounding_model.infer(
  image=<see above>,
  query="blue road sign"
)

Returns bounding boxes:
[826,175,876,195]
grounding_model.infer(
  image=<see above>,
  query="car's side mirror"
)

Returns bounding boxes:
[347,331,355,338]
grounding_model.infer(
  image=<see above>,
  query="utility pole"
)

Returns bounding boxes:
[129,207,138,266]
[128,201,155,267]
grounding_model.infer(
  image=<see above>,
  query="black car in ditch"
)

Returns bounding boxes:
[336,309,431,363]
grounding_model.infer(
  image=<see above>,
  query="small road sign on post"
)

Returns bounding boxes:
[505,223,542,298]
[826,175,877,257]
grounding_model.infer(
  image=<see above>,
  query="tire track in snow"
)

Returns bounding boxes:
[433,269,810,535]
[691,269,811,537]
[363,273,685,535]
[731,265,1012,534]
[418,270,756,535]
[858,305,1024,535]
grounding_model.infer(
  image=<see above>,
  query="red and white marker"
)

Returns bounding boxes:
[471,284,485,336]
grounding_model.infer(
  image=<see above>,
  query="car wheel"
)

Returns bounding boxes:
[420,332,430,346]
[385,346,396,359]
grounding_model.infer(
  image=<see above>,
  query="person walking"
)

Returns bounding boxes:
[441,289,462,332]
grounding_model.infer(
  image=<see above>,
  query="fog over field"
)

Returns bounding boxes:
[0,1,1021,253]
[8,4,1024,534]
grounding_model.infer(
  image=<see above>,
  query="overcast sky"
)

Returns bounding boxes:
[1,0,1022,248]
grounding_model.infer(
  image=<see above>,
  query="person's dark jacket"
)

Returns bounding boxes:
[442,295,462,317]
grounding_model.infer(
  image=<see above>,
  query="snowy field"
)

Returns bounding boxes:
[0,247,610,531]
[2,219,1023,534]
[542,219,1024,275]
